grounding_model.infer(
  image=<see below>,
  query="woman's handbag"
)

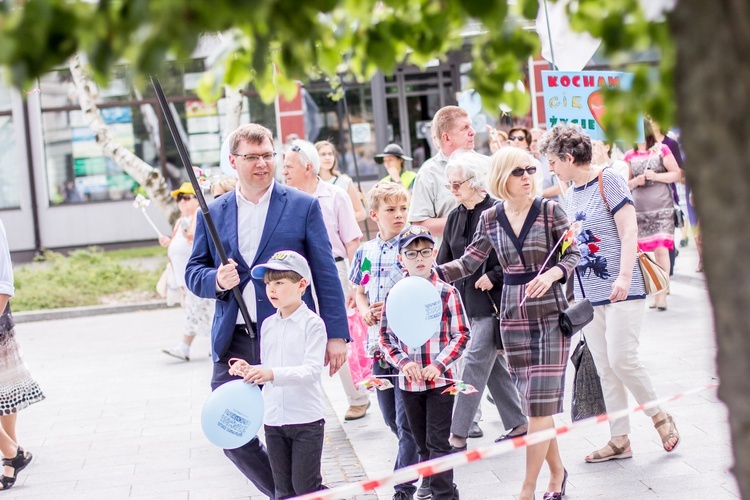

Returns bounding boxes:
[556,279,595,338]
[543,200,595,338]
[637,249,670,296]
[570,332,607,421]
[597,170,670,297]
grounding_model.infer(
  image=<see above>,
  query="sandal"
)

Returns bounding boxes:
[0,446,33,490]
[585,439,632,463]
[654,413,681,452]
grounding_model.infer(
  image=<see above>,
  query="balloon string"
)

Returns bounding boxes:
[228,357,251,376]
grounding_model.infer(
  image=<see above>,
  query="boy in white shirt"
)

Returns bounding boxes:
[229,250,327,499]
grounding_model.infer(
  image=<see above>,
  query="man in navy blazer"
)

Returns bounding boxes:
[186,123,349,499]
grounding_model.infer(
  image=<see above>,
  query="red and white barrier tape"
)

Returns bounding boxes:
[295,383,718,500]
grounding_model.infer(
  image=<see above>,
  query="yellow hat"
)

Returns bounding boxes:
[171,182,195,197]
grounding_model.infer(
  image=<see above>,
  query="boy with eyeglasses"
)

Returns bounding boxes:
[379,226,470,500]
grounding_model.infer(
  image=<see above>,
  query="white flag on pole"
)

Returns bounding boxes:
[536,0,677,71]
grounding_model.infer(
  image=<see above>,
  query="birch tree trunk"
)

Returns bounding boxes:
[223,85,243,139]
[68,55,180,224]
[671,2,750,497]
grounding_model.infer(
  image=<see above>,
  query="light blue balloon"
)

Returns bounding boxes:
[385,276,442,349]
[219,135,238,178]
[201,380,264,449]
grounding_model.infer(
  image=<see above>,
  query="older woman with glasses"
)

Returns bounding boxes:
[438,147,579,500]
[539,123,680,465]
[437,151,528,453]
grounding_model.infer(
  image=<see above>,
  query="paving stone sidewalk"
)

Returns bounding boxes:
[320,243,739,499]
[4,241,739,499]
[5,308,374,500]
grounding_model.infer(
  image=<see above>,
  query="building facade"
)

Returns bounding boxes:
[2,46,509,255]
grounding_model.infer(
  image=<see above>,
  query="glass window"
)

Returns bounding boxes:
[39,59,280,203]
[43,104,158,205]
[0,84,20,210]
[307,83,379,180]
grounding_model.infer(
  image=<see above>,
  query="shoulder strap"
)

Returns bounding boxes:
[597,169,611,212]
[542,199,554,263]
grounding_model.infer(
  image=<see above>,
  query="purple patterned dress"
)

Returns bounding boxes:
[439,198,580,416]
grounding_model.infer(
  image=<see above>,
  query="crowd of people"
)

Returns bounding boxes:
[0,105,694,497]
[166,107,691,500]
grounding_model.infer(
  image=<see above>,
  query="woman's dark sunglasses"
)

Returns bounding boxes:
[511,166,537,177]
[176,194,196,202]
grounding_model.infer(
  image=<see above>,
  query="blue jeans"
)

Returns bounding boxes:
[212,331,276,499]
[372,360,419,495]
[265,420,326,499]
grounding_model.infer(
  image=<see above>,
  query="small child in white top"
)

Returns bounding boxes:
[229,250,327,499]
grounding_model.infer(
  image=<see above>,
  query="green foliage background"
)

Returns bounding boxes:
[0,0,674,141]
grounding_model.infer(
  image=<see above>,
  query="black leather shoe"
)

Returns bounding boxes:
[467,422,484,438]
[542,468,568,499]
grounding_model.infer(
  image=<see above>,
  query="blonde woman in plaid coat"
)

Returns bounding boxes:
[438,147,580,500]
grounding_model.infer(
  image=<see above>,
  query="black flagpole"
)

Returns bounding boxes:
[150,76,257,347]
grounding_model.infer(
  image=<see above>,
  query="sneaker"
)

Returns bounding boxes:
[344,401,370,421]
[162,346,190,361]
[467,422,484,438]
[393,491,414,500]
[416,478,431,500]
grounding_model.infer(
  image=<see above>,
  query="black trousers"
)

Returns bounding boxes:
[211,328,276,499]
[265,419,326,499]
[372,360,419,495]
[401,387,456,500]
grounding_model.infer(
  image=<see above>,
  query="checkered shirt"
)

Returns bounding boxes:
[379,270,470,392]
[349,232,404,355]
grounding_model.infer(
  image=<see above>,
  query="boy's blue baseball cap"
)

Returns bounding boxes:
[251,250,311,282]
[399,225,435,251]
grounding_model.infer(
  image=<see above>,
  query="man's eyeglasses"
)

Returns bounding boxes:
[508,136,526,142]
[510,166,538,177]
[401,248,434,260]
[176,194,195,202]
[444,177,473,191]
[232,152,276,164]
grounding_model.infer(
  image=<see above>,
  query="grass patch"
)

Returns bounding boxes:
[104,245,167,260]
[12,247,166,311]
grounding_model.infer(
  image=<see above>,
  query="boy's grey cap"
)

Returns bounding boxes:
[251,250,311,282]
[399,225,435,250]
